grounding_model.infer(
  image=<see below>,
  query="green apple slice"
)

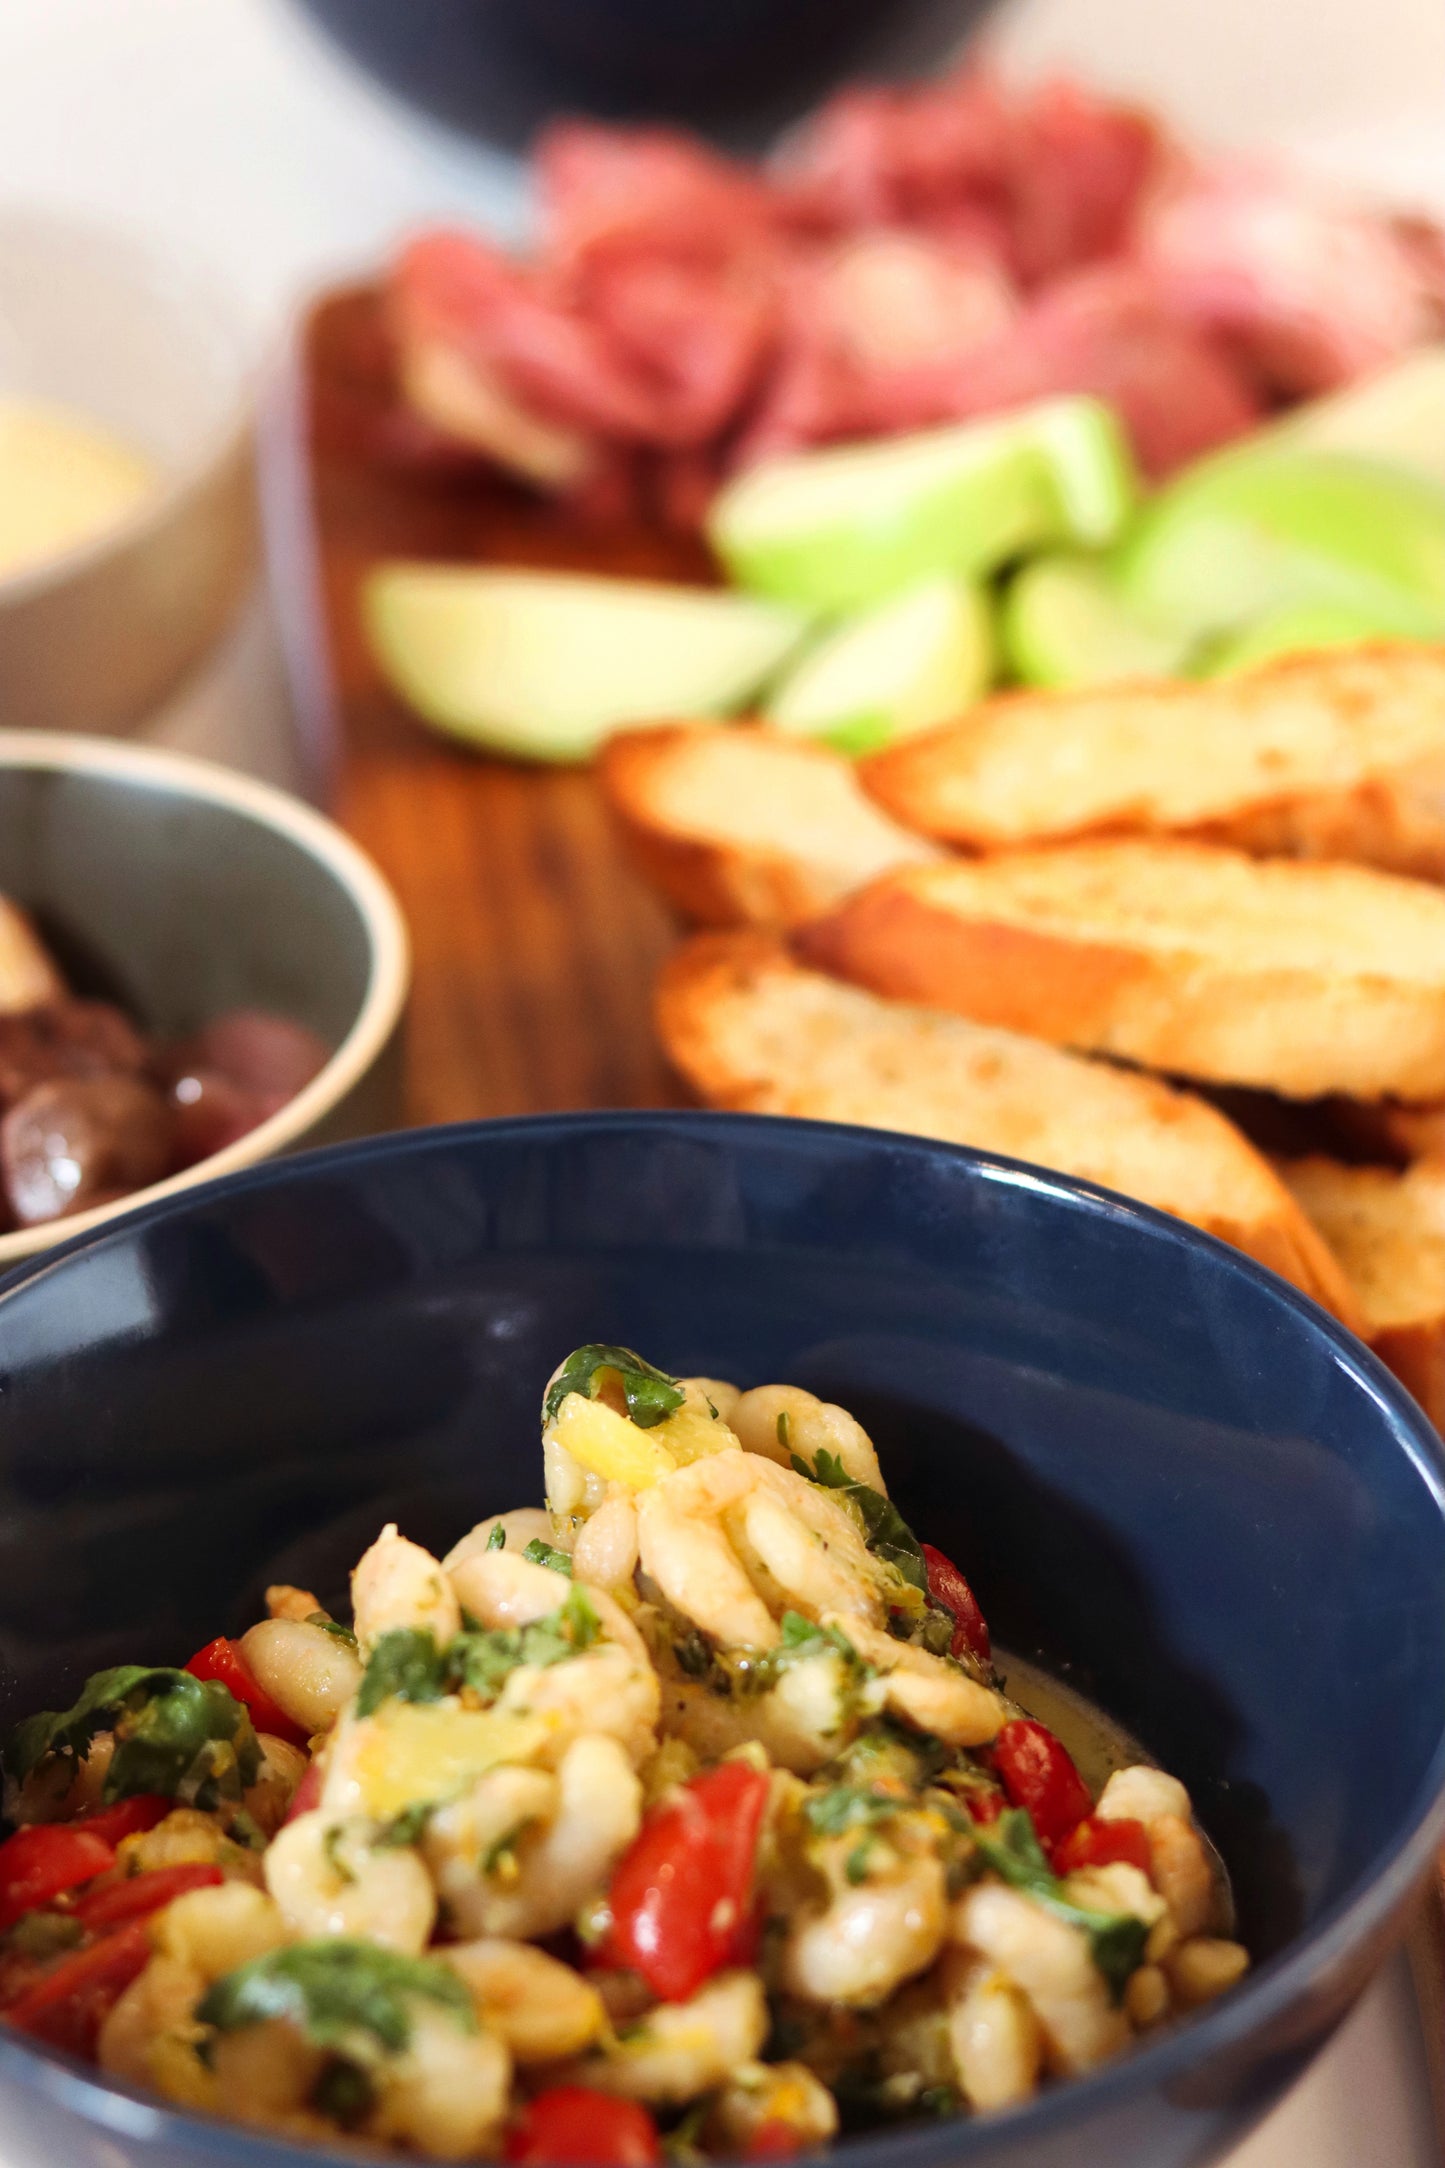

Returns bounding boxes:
[364,566,809,762]
[1271,346,1445,489]
[1197,602,1418,678]
[709,396,1138,613]
[1001,553,1194,687]
[1115,449,1445,645]
[764,577,993,755]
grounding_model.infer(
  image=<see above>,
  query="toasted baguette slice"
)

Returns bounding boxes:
[861,644,1445,875]
[601,724,940,928]
[658,930,1361,1326]
[1278,1156,1445,1425]
[798,839,1445,1102]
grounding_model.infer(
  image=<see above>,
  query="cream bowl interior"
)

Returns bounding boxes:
[0,731,409,1265]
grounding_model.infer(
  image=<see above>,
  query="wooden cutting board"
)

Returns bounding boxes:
[297,284,708,1129]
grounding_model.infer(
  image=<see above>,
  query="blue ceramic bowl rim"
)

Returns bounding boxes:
[1,1108,1444,2167]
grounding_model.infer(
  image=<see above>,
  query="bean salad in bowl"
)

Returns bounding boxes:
[0,1344,1245,2161]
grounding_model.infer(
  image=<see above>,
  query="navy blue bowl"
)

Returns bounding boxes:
[287,0,998,153]
[0,1111,1443,2168]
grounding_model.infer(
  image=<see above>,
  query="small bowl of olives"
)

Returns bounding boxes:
[0,731,408,1263]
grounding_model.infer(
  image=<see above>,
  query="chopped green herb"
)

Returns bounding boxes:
[356,1630,449,1718]
[521,1538,573,1577]
[7,1912,84,1959]
[791,1450,929,1595]
[375,1801,434,1849]
[306,1614,359,1649]
[972,1808,1148,2000]
[199,1940,475,2061]
[486,1524,507,1552]
[323,1824,358,1884]
[453,1585,602,1703]
[544,1345,685,1430]
[845,1837,879,1884]
[776,1410,791,1452]
[664,2095,715,2165]
[803,1784,904,1839]
[7,1666,260,1810]
[312,2056,375,2129]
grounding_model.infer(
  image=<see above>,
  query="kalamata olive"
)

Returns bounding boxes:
[161,1011,328,1101]
[0,1000,147,1108]
[2,1076,176,1225]
[169,1069,281,1169]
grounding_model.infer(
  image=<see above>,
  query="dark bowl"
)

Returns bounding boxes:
[0,1112,1443,2168]
[287,0,999,153]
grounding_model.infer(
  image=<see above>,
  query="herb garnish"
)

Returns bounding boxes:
[521,1538,573,1577]
[791,1450,929,1595]
[486,1524,507,1552]
[356,1587,603,1718]
[7,1666,260,1810]
[971,1808,1149,1999]
[199,1941,475,2060]
[306,1613,359,1649]
[544,1345,685,1430]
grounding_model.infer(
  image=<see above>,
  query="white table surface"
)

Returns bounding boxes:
[1,1,1444,2160]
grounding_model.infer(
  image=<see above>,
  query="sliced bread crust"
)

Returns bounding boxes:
[797,839,1445,1101]
[657,929,1361,1327]
[1278,1155,1445,1426]
[601,724,939,929]
[860,644,1445,875]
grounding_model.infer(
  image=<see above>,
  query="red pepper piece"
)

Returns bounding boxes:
[5,1918,153,2055]
[1052,1814,1153,1877]
[989,1718,1094,1848]
[0,1826,116,1934]
[74,1796,171,1848]
[284,1760,323,1823]
[920,1542,991,1664]
[185,1637,308,1748]
[746,2123,806,2159]
[605,1761,771,2003]
[72,1862,224,1934]
[967,1789,1005,1825]
[505,2087,662,2166]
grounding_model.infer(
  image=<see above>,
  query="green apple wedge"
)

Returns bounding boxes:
[1001,553,1194,687]
[764,576,994,755]
[1197,603,1421,678]
[1268,346,1445,489]
[1114,449,1445,646]
[709,396,1138,613]
[363,566,809,762]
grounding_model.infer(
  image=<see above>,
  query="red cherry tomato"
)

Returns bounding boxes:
[0,1826,116,1933]
[185,1637,308,1749]
[1052,1815,1153,1877]
[746,2123,806,2159]
[920,1543,991,1664]
[505,2087,662,2167]
[74,1795,171,1847]
[4,1918,153,2055]
[989,1719,1093,1849]
[72,1862,224,1934]
[605,1761,771,2003]
[284,1761,324,1823]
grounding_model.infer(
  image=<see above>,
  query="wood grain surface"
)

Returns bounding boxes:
[302,287,709,1129]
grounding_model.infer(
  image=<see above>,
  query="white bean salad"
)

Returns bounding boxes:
[0,1346,1248,2160]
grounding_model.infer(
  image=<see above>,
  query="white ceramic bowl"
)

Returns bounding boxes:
[0,210,256,735]
[0,731,410,1266]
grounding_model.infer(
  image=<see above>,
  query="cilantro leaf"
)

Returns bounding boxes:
[804,1784,904,1838]
[544,1345,684,1430]
[971,1808,1149,2000]
[485,1524,507,1552]
[792,1450,929,1594]
[307,1613,358,1649]
[355,1630,449,1718]
[199,1941,474,2061]
[7,1666,260,1809]
[521,1539,573,1577]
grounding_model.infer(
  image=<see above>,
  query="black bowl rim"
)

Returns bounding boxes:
[1,1108,1443,2165]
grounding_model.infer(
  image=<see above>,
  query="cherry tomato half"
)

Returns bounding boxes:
[989,1719,1093,1849]
[0,1826,116,1934]
[920,1543,991,1665]
[746,2122,806,2159]
[185,1637,308,1749]
[72,1862,223,1934]
[5,1918,153,2055]
[1052,1815,1153,1877]
[74,1796,171,1848]
[284,1761,323,1824]
[605,1761,771,2004]
[505,2087,661,2167]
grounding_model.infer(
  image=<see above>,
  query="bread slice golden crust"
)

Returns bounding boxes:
[600,724,940,930]
[657,929,1362,1327]
[797,840,1445,1102]
[860,644,1445,876]
[1278,1156,1445,1426]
